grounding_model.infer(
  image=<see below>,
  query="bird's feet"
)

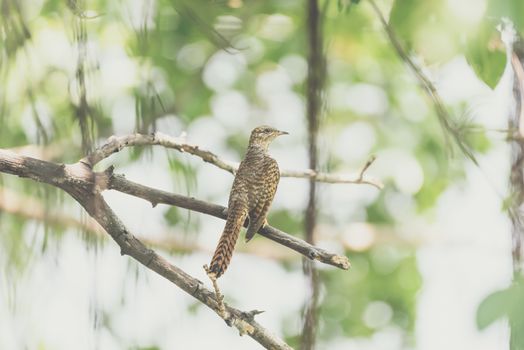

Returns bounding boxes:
[203,264,227,320]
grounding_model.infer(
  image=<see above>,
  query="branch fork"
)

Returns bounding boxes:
[0,130,380,349]
[83,131,382,188]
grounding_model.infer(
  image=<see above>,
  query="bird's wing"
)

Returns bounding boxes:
[245,157,280,242]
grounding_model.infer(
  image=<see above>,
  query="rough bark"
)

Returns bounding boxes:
[302,0,325,348]
[0,127,378,348]
[509,37,524,350]
[0,149,291,349]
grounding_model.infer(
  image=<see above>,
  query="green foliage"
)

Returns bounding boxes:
[225,132,249,157]
[268,209,303,236]
[390,0,506,91]
[1,216,32,274]
[163,206,182,226]
[389,0,457,62]
[389,0,429,49]
[464,126,492,154]
[0,0,32,61]
[487,0,524,34]
[477,286,513,329]
[465,21,506,89]
[337,0,361,13]
[0,0,505,347]
[477,278,524,347]
[366,192,394,224]
[320,246,421,339]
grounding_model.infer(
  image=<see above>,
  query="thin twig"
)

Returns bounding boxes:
[108,173,351,270]
[367,0,477,165]
[82,132,383,189]
[357,155,376,182]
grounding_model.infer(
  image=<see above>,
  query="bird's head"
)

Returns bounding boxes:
[248,125,288,150]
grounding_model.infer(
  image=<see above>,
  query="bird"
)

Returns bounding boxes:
[206,125,288,280]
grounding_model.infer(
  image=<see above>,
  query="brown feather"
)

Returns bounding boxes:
[246,158,280,241]
[207,126,285,278]
[208,203,248,278]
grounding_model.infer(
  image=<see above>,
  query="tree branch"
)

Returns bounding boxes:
[0,186,298,261]
[0,146,351,270]
[82,132,383,189]
[302,0,324,347]
[367,0,477,165]
[0,185,420,254]
[108,173,351,270]
[0,143,355,348]
[509,42,524,277]
[0,148,293,349]
[77,194,291,348]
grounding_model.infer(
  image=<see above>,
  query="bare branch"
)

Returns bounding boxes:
[0,148,350,269]
[0,186,297,261]
[83,132,238,170]
[0,183,418,251]
[367,0,478,165]
[82,132,382,188]
[78,195,292,348]
[108,173,351,270]
[0,148,292,349]
[357,155,376,181]
[280,166,382,189]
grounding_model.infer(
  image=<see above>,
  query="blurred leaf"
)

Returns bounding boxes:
[337,0,361,13]
[477,279,524,330]
[389,0,460,63]
[465,128,492,154]
[164,206,182,226]
[319,248,421,339]
[187,301,202,314]
[389,0,430,49]
[267,209,302,236]
[0,0,32,60]
[465,21,506,89]
[366,191,394,224]
[477,288,512,329]
[284,333,301,350]
[169,0,234,51]
[487,0,524,35]
[40,0,62,15]
[415,177,448,211]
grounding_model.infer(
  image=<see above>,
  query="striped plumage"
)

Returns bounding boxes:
[208,125,287,278]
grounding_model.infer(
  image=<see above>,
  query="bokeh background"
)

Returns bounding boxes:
[0,0,521,349]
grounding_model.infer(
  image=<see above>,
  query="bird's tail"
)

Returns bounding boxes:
[208,204,248,278]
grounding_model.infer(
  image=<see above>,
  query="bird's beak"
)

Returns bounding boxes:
[278,130,289,136]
